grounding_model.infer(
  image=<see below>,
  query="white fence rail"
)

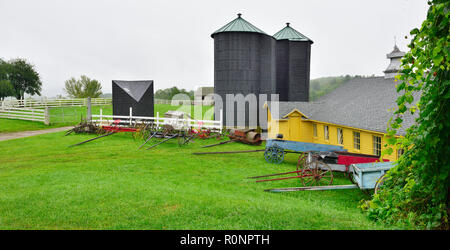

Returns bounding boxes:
[0,107,48,124]
[92,108,223,131]
[0,98,111,108]
[0,98,214,108]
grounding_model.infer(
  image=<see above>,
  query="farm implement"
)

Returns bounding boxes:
[250,153,335,187]
[67,116,225,149]
[264,162,395,194]
[201,129,262,148]
[68,120,138,147]
[138,124,225,150]
[250,138,393,193]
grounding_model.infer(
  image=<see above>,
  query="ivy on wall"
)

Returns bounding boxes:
[361,0,449,229]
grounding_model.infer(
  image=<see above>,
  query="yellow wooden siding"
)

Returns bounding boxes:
[266,108,399,161]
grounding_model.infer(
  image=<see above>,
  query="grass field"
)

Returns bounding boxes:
[0,119,68,133]
[0,131,399,229]
[0,104,214,133]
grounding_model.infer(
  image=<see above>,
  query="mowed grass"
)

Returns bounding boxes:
[0,104,214,133]
[0,118,69,133]
[0,132,397,229]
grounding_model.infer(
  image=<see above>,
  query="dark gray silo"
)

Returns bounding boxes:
[112,80,154,117]
[212,14,276,128]
[274,23,313,102]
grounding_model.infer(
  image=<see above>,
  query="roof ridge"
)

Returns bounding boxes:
[211,14,267,37]
[273,23,313,42]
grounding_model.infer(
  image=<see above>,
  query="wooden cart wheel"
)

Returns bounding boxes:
[162,124,174,137]
[300,157,334,187]
[132,122,146,140]
[177,131,192,146]
[374,174,387,194]
[264,145,285,164]
[296,153,307,172]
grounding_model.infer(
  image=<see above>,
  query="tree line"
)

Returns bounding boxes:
[0,58,42,101]
[155,87,194,100]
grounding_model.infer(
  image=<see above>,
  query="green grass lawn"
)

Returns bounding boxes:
[0,104,214,133]
[0,118,71,133]
[0,131,398,229]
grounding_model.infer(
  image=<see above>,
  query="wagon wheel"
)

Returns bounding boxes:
[299,156,333,187]
[374,174,387,194]
[131,122,145,140]
[162,124,174,137]
[177,131,192,146]
[296,153,308,177]
[145,122,158,138]
[264,145,285,164]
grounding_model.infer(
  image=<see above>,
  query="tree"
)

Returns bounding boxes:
[63,77,83,98]
[6,59,42,99]
[0,80,14,101]
[0,59,11,100]
[155,86,194,100]
[64,75,102,98]
[362,0,449,229]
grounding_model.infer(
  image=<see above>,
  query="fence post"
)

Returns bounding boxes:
[44,107,50,125]
[100,108,103,126]
[86,97,92,122]
[220,108,223,132]
[156,112,159,129]
[129,107,133,126]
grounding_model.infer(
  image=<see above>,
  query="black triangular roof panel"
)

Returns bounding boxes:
[112,80,152,102]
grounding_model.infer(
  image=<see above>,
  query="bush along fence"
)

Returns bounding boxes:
[91,107,223,132]
[0,98,111,108]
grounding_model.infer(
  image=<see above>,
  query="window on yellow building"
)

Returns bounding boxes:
[373,136,382,156]
[324,125,329,140]
[353,131,360,150]
[313,124,317,137]
[337,128,343,144]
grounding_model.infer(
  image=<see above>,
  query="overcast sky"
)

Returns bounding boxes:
[0,0,429,97]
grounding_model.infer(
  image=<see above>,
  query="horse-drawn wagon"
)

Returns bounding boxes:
[252,138,394,193]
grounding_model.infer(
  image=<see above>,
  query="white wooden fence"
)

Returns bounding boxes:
[92,108,223,132]
[0,107,49,124]
[0,98,111,108]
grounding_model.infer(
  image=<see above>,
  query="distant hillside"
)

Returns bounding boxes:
[310,75,369,101]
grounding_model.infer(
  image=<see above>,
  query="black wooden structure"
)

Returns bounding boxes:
[212,15,313,128]
[112,80,154,117]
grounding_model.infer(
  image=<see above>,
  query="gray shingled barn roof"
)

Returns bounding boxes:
[267,76,419,135]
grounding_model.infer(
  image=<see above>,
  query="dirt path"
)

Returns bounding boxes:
[0,126,74,142]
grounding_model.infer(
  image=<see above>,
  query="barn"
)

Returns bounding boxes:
[264,45,416,161]
[112,80,154,117]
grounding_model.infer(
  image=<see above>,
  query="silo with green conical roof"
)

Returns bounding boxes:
[273,23,313,102]
[211,14,276,128]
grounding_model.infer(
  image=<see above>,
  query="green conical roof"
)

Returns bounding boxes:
[273,23,313,42]
[211,14,267,37]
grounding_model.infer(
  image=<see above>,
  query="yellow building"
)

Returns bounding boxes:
[263,45,419,161]
[266,106,396,161]
[265,79,417,161]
